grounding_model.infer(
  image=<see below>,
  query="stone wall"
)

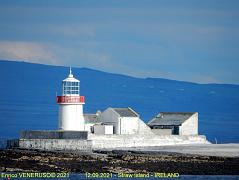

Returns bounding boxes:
[20,130,88,139]
[88,134,210,150]
[19,139,92,152]
[10,134,210,152]
[151,129,172,135]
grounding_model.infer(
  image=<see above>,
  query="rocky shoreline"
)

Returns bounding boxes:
[0,148,239,175]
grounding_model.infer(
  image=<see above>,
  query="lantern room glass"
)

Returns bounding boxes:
[63,81,79,95]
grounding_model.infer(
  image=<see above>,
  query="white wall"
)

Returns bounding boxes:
[105,125,114,135]
[138,118,154,135]
[58,104,85,131]
[179,113,198,135]
[85,123,94,133]
[120,117,139,134]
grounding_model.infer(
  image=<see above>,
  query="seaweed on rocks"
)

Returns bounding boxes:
[0,149,239,175]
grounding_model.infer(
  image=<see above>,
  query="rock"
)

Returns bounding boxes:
[0,166,5,171]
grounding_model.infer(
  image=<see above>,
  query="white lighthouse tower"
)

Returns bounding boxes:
[56,68,85,131]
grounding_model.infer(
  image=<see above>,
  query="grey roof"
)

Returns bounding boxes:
[112,108,138,117]
[84,114,100,124]
[148,112,195,126]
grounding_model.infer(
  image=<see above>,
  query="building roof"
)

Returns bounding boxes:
[112,108,139,117]
[84,114,100,124]
[63,76,80,82]
[148,112,196,126]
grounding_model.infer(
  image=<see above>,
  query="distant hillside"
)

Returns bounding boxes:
[0,60,239,143]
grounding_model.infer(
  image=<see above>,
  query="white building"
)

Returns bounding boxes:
[56,68,85,131]
[148,112,198,135]
[99,107,141,134]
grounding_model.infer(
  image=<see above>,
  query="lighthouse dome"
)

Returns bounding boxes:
[62,68,80,96]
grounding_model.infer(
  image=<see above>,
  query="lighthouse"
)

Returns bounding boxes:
[56,68,85,131]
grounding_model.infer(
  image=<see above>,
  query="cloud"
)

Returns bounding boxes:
[0,40,124,73]
[0,41,58,64]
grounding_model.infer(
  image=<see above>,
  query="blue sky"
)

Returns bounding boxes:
[0,0,239,84]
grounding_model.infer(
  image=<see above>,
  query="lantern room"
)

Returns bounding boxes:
[62,68,80,96]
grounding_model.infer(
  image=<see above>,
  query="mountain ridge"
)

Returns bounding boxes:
[1,59,238,86]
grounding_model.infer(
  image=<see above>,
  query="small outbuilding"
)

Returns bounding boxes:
[93,124,114,135]
[148,112,198,135]
[84,112,101,133]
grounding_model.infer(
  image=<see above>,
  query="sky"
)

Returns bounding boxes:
[0,0,239,84]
